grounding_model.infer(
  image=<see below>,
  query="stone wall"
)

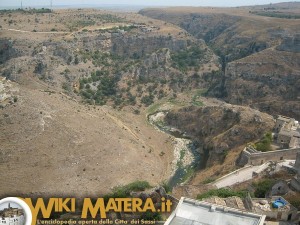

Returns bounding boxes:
[236,146,300,166]
[277,133,292,146]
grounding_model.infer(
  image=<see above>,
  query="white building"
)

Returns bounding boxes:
[0,204,24,225]
[0,215,24,225]
[165,197,266,225]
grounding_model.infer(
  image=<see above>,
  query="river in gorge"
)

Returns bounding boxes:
[148,111,202,188]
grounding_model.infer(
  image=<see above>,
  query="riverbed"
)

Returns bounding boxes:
[148,111,201,188]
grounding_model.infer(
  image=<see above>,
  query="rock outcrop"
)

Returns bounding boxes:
[111,33,188,58]
[164,105,274,166]
[221,48,300,119]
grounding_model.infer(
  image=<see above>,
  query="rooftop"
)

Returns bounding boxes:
[203,196,246,210]
[251,196,297,213]
[165,197,265,225]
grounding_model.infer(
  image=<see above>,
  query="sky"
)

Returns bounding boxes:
[0,202,22,210]
[0,0,299,8]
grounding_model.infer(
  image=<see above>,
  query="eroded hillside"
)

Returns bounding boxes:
[1,5,299,197]
[140,5,300,119]
[164,103,275,167]
[0,9,219,110]
[0,8,217,197]
[0,75,177,198]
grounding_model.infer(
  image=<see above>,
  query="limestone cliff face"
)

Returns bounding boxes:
[139,10,240,42]
[164,105,274,166]
[140,9,300,114]
[178,14,240,45]
[80,33,112,51]
[139,10,271,62]
[111,33,188,58]
[48,33,111,63]
[132,48,171,79]
[221,48,300,119]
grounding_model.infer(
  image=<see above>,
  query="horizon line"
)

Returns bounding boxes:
[1,1,299,9]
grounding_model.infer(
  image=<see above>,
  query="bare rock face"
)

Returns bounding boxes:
[139,9,240,42]
[164,105,274,166]
[207,47,300,120]
[155,186,167,198]
[131,48,172,79]
[140,8,300,120]
[111,33,188,58]
[144,48,171,67]
[222,49,300,119]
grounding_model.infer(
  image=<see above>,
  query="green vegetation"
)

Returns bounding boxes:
[78,50,136,70]
[117,25,136,31]
[253,179,276,198]
[141,94,155,106]
[30,8,52,13]
[180,166,196,183]
[78,20,95,27]
[77,45,211,108]
[79,70,119,105]
[104,25,137,33]
[62,82,72,92]
[0,8,52,14]
[0,9,23,13]
[180,149,185,160]
[104,181,151,198]
[191,89,207,106]
[197,188,248,200]
[104,180,160,220]
[140,211,162,221]
[77,49,164,108]
[202,177,216,184]
[250,11,300,19]
[176,149,187,168]
[160,181,172,194]
[67,14,126,31]
[93,14,126,23]
[133,109,140,114]
[147,102,163,115]
[171,45,204,72]
[254,132,273,152]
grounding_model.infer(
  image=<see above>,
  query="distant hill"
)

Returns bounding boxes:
[242,1,300,10]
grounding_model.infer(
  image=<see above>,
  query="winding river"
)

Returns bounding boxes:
[148,111,201,188]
